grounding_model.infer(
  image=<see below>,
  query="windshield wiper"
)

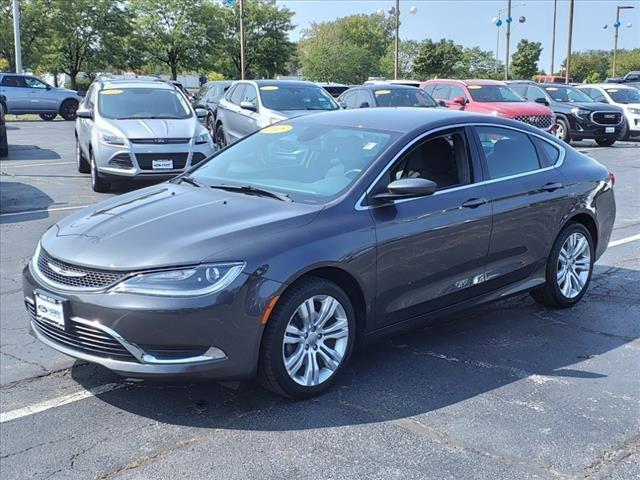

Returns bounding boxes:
[176,175,204,188]
[209,184,292,202]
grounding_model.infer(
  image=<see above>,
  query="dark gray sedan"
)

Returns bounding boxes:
[23,108,616,398]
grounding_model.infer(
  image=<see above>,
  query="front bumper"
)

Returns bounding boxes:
[568,115,624,140]
[22,263,282,380]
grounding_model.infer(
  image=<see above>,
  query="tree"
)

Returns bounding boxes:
[459,47,503,80]
[413,39,464,79]
[510,39,542,79]
[0,0,48,71]
[131,0,211,80]
[380,39,421,79]
[563,50,609,82]
[211,0,296,79]
[614,49,640,77]
[299,14,392,84]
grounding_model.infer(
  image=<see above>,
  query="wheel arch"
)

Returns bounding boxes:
[562,212,598,252]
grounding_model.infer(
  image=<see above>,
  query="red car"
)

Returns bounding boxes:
[421,79,555,132]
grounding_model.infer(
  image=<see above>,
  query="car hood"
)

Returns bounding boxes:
[41,183,322,270]
[472,101,552,117]
[103,118,202,139]
[270,109,336,119]
[553,101,623,112]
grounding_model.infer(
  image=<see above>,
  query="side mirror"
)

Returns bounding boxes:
[372,178,437,202]
[339,100,347,109]
[534,97,549,106]
[46,85,52,90]
[76,107,93,120]
[453,96,466,105]
[240,101,257,112]
[438,100,447,107]
[359,102,370,108]
[195,107,208,119]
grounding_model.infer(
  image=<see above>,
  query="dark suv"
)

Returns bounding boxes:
[507,81,624,146]
[193,80,232,137]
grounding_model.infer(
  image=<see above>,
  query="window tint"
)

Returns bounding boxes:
[373,88,437,107]
[258,84,338,111]
[390,129,472,190]
[242,84,258,105]
[356,91,372,108]
[467,85,523,102]
[24,77,48,89]
[84,85,96,107]
[1,75,26,87]
[343,91,360,109]
[476,126,540,179]
[509,84,527,97]
[98,88,191,120]
[449,85,466,100]
[532,137,560,168]
[526,86,547,102]
[229,84,246,105]
[605,88,640,104]
[224,84,237,101]
[543,86,593,103]
[432,84,451,100]
[422,84,435,95]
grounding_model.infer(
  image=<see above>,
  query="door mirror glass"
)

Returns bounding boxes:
[76,107,93,120]
[240,101,257,112]
[195,107,208,118]
[452,96,466,105]
[372,178,437,202]
[534,97,549,105]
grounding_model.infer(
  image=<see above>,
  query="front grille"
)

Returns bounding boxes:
[191,152,207,166]
[514,115,554,129]
[37,248,128,289]
[591,111,622,125]
[108,153,133,169]
[26,301,137,362]
[140,345,208,360]
[136,153,188,170]
[129,138,190,144]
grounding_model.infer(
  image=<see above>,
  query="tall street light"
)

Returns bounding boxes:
[491,1,526,79]
[550,0,557,75]
[612,5,635,77]
[565,0,574,84]
[224,0,245,79]
[377,2,417,80]
[12,0,22,74]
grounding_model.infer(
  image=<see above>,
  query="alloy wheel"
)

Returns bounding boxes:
[555,122,564,139]
[282,295,349,387]
[556,232,591,299]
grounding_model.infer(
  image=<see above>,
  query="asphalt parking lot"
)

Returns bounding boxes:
[0,121,638,479]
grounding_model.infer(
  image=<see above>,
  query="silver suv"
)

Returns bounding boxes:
[0,73,82,120]
[75,77,214,192]
[215,80,339,147]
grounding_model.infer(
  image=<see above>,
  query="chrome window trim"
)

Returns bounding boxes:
[589,110,623,126]
[355,122,566,211]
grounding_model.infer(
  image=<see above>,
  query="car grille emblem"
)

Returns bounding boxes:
[154,138,168,144]
[48,262,87,278]
[604,114,615,119]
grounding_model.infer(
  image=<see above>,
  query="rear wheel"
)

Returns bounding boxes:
[206,114,216,138]
[531,223,594,308]
[595,137,616,147]
[555,118,570,143]
[39,113,57,121]
[215,123,226,149]
[59,99,79,121]
[76,137,90,173]
[90,151,111,193]
[258,277,355,399]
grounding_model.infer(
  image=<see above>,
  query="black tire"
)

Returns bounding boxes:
[90,151,111,193]
[0,102,6,115]
[258,277,356,399]
[206,114,215,138]
[530,223,594,308]
[555,117,571,143]
[39,113,57,121]
[59,99,79,121]
[76,137,90,173]
[595,137,616,147]
[215,123,226,149]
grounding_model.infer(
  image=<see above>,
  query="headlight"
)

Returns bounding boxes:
[571,107,590,117]
[627,107,640,115]
[98,129,126,146]
[194,131,210,145]
[111,263,245,296]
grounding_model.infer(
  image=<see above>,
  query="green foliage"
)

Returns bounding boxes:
[299,14,392,84]
[379,39,421,79]
[615,49,640,77]
[561,49,640,81]
[413,39,464,79]
[459,47,503,79]
[510,39,542,79]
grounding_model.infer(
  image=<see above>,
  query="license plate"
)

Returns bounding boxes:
[152,159,173,170]
[605,127,615,133]
[34,291,65,329]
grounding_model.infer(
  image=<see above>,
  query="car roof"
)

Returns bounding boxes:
[580,83,637,90]
[423,79,506,86]
[240,79,319,88]
[98,78,174,90]
[356,83,421,91]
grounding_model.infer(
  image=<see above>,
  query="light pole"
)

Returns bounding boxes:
[239,0,245,80]
[612,5,635,77]
[565,0,574,84]
[377,2,417,80]
[12,0,22,74]
[492,2,526,79]
[550,0,557,75]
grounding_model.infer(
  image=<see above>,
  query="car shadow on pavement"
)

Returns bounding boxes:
[2,145,61,161]
[69,264,639,432]
[0,181,54,223]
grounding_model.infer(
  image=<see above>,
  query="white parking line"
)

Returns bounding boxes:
[0,161,75,168]
[0,382,124,423]
[608,233,640,248]
[0,205,89,218]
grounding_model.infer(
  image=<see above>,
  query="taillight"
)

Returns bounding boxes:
[608,171,615,187]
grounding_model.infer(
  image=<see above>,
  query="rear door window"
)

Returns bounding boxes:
[1,75,27,88]
[432,84,451,100]
[229,84,246,105]
[449,85,467,101]
[475,126,541,179]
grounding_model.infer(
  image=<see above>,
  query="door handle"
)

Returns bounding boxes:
[540,182,563,192]
[461,198,488,208]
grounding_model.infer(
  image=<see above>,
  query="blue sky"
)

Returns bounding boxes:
[277,0,640,73]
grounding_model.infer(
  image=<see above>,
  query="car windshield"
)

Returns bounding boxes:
[190,121,398,203]
[373,88,438,107]
[605,88,640,104]
[543,86,594,103]
[98,88,192,119]
[466,85,523,102]
[258,85,339,111]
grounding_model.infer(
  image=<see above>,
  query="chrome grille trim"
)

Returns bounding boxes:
[129,138,191,144]
[590,111,622,126]
[514,115,554,129]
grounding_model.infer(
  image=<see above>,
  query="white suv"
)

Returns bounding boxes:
[75,77,214,192]
[578,83,640,140]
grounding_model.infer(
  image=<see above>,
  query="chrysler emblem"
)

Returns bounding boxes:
[48,263,87,278]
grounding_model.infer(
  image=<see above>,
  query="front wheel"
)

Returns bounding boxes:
[555,118,571,143]
[531,223,594,308]
[39,113,57,121]
[215,123,226,149]
[59,99,78,121]
[595,138,616,147]
[258,277,356,399]
[76,137,90,173]
[90,152,111,193]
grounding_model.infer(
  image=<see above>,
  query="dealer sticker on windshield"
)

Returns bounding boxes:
[261,124,293,134]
